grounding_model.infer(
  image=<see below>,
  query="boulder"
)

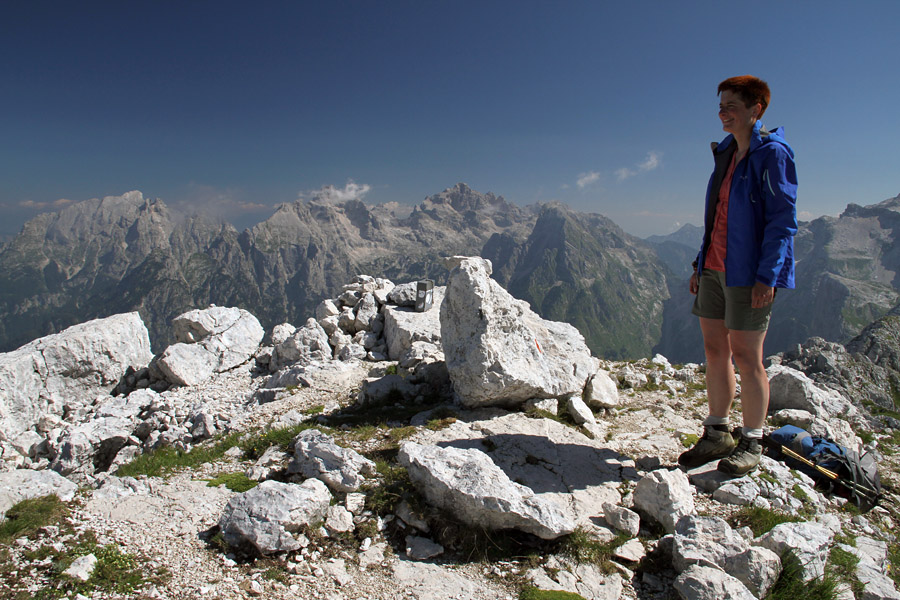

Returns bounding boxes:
[398,441,575,540]
[63,554,98,582]
[49,416,135,479]
[723,545,782,599]
[767,365,858,419]
[584,368,620,409]
[0,312,152,440]
[287,429,376,492]
[357,374,420,406]
[218,479,332,555]
[439,257,594,407]
[567,396,595,425]
[270,323,297,346]
[415,412,630,532]
[387,282,419,307]
[633,468,695,533]
[673,564,756,600]
[603,503,640,536]
[270,318,332,372]
[353,293,379,333]
[157,307,264,385]
[757,520,835,582]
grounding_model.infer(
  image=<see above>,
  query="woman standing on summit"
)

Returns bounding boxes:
[679,76,798,476]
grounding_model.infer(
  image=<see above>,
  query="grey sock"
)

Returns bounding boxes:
[741,427,763,440]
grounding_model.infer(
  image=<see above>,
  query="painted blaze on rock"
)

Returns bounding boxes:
[439,256,595,407]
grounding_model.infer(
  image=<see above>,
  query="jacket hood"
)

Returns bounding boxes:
[714,121,794,158]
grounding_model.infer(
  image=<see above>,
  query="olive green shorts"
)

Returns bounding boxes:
[691,269,772,331]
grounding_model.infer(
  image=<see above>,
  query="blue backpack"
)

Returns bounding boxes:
[766,425,882,512]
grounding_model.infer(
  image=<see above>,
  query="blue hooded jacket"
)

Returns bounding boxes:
[696,120,798,288]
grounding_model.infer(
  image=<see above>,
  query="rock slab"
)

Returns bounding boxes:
[439,256,594,407]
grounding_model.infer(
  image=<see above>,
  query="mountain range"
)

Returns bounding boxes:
[1,184,899,363]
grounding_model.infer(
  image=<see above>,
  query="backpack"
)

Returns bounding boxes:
[765,424,882,512]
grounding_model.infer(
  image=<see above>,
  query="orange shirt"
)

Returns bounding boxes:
[705,152,738,272]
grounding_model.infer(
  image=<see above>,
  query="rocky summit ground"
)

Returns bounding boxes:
[3,352,900,600]
[3,264,900,600]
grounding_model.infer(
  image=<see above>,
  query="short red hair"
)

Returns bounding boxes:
[718,75,771,118]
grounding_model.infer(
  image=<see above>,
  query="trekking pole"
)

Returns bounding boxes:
[780,446,879,502]
[780,446,839,478]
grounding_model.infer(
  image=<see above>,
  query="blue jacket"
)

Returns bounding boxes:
[695,120,798,288]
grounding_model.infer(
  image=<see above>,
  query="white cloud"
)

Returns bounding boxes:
[576,171,601,189]
[18,198,73,209]
[302,180,371,203]
[616,151,662,181]
[614,167,635,182]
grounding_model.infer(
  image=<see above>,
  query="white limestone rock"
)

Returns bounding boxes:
[387,282,418,306]
[405,535,444,560]
[270,318,331,372]
[567,396,595,425]
[603,503,641,536]
[584,368,620,409]
[415,412,629,534]
[288,429,376,492]
[63,553,98,582]
[353,293,379,333]
[757,520,835,582]
[0,312,152,441]
[713,478,761,506]
[439,257,594,407]
[673,564,756,600]
[270,323,297,346]
[723,545,782,599]
[382,287,444,360]
[398,441,575,539]
[315,299,340,321]
[633,468,695,533]
[218,479,332,555]
[157,307,263,386]
[767,365,858,419]
[325,505,355,534]
[357,374,419,406]
[524,398,559,414]
[49,416,135,479]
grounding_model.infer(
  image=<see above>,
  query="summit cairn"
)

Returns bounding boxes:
[439,256,595,407]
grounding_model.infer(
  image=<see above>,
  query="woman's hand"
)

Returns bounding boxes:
[751,282,774,308]
[689,272,699,295]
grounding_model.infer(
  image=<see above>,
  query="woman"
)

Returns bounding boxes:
[678,75,798,476]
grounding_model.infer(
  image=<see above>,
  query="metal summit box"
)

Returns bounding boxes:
[415,279,434,312]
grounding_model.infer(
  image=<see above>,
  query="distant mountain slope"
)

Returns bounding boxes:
[0,184,541,353]
[645,223,703,279]
[768,196,900,354]
[485,203,669,359]
[3,186,900,363]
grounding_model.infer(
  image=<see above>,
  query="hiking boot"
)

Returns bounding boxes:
[678,426,736,469]
[717,434,762,476]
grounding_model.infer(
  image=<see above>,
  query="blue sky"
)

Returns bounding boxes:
[1,1,898,239]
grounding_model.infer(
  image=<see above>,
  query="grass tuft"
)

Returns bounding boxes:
[828,546,863,598]
[561,528,629,574]
[206,472,258,493]
[519,586,587,600]
[116,430,245,478]
[726,506,802,537]
[767,551,838,600]
[0,495,68,543]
